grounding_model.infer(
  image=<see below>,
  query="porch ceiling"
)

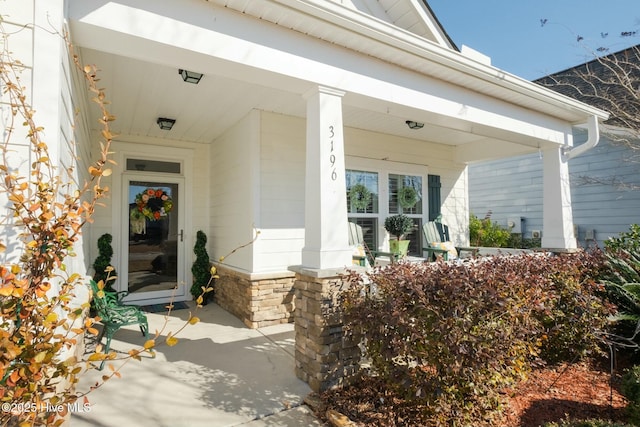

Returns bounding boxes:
[70,0,606,157]
[79,48,485,147]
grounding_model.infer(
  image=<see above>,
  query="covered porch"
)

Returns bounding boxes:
[65,0,607,326]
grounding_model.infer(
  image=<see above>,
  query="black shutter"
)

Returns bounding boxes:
[428,174,441,221]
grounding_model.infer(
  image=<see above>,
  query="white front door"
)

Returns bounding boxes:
[122,174,187,304]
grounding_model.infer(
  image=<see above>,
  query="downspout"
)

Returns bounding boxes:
[563,115,601,160]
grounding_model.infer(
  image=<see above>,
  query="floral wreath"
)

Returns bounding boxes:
[130,188,173,221]
[349,184,371,211]
[398,186,418,209]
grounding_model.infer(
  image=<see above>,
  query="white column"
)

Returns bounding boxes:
[542,146,577,249]
[301,86,352,269]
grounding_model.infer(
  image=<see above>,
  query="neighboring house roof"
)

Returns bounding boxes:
[535,44,640,130]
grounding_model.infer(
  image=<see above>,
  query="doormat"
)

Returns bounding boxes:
[141,301,190,313]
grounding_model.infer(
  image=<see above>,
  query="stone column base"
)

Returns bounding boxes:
[291,266,361,392]
[214,265,296,329]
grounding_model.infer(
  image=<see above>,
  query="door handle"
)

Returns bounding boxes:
[179,229,184,242]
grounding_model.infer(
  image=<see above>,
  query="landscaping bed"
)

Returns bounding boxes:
[318,359,630,426]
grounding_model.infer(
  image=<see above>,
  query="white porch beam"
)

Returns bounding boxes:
[301,86,352,269]
[67,0,592,148]
[541,146,577,250]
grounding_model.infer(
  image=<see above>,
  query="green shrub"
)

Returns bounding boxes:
[93,233,117,292]
[622,365,640,425]
[605,224,640,253]
[191,230,213,303]
[601,225,640,350]
[469,212,511,247]
[343,251,612,426]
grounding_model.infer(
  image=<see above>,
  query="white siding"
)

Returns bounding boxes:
[344,126,468,246]
[210,111,259,272]
[252,111,468,273]
[0,1,89,272]
[0,1,36,264]
[255,112,305,273]
[469,132,640,247]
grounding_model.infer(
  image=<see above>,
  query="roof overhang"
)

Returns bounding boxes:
[67,0,608,159]
[213,0,608,125]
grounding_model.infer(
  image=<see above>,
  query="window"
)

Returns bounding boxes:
[346,170,378,214]
[389,174,422,215]
[126,158,181,174]
[346,170,379,251]
[389,174,423,255]
[346,166,427,257]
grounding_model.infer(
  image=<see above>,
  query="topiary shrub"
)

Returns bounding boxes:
[384,214,414,240]
[191,230,213,304]
[93,233,117,292]
[343,251,612,426]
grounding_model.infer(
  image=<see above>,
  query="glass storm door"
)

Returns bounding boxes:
[124,177,185,302]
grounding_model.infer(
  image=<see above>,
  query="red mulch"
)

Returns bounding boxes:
[318,360,632,427]
[503,361,628,427]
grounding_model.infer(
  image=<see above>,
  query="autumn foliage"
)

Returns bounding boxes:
[342,251,613,426]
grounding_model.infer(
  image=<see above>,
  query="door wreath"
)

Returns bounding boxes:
[349,184,372,211]
[130,188,173,221]
[398,186,418,209]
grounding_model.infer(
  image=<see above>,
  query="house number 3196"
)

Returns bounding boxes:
[329,125,337,181]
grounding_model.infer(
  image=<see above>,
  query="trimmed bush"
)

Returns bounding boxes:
[343,251,612,426]
[93,233,117,292]
[191,230,213,303]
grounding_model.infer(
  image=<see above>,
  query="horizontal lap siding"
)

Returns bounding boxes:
[469,136,640,246]
[257,113,306,272]
[469,152,545,236]
[211,112,258,272]
[344,125,467,244]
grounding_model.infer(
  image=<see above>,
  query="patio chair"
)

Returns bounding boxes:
[348,222,398,266]
[422,217,479,261]
[89,280,149,370]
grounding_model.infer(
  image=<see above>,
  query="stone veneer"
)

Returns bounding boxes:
[290,266,362,393]
[213,264,296,329]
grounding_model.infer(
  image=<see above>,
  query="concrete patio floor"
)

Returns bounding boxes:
[70,302,323,427]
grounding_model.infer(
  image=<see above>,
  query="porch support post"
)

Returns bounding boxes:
[301,86,352,269]
[542,146,577,250]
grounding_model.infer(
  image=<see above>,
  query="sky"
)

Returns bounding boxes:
[428,1,640,81]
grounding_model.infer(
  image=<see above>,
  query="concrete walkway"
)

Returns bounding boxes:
[70,302,324,427]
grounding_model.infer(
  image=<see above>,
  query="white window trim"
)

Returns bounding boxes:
[345,156,428,252]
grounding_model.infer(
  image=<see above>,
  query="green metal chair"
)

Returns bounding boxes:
[89,280,149,370]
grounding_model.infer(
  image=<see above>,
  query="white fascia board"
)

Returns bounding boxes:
[68,0,580,145]
[265,0,609,123]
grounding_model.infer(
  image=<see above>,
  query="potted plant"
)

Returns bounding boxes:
[384,214,414,257]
